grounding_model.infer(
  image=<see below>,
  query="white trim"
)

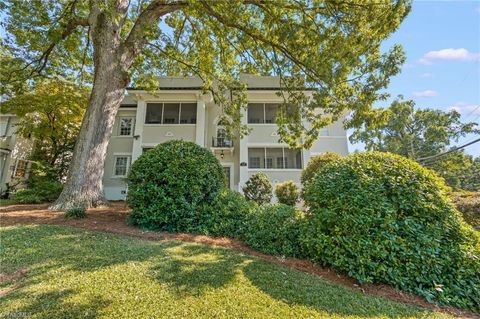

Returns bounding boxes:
[117,116,135,136]
[247,143,291,147]
[112,154,132,178]
[132,99,146,161]
[113,152,133,156]
[141,143,159,147]
[143,124,196,127]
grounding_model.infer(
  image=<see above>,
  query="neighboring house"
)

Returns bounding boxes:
[0,114,33,196]
[104,75,349,200]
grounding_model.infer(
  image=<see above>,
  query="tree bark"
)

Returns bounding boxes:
[50,1,182,210]
[50,9,129,210]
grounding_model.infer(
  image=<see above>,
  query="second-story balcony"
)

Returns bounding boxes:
[212,137,233,148]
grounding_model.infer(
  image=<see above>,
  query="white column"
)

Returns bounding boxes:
[132,99,146,162]
[195,97,206,147]
[238,106,249,192]
[303,148,311,169]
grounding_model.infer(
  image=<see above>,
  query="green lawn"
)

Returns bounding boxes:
[0,225,453,319]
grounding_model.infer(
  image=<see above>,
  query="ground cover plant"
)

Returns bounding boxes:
[0,224,454,319]
[302,152,480,311]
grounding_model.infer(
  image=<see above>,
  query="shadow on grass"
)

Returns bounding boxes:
[0,225,436,318]
[0,289,109,319]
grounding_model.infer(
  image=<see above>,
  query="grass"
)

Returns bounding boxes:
[0,225,454,319]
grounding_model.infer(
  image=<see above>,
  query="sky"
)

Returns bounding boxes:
[348,0,480,156]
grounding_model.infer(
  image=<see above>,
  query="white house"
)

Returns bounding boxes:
[103,74,349,200]
[0,114,33,195]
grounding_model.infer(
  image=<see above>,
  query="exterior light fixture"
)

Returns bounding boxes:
[220,150,225,160]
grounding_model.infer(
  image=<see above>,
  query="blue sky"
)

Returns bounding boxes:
[349,1,480,156]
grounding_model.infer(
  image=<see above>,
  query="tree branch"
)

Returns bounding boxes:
[121,0,187,65]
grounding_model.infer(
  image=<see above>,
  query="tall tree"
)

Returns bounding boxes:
[1,0,411,209]
[350,97,479,189]
[0,80,88,180]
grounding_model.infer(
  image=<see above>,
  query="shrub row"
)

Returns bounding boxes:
[127,141,479,312]
[450,192,480,230]
[10,176,63,204]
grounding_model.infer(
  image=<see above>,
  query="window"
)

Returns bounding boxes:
[13,159,28,178]
[180,103,197,124]
[163,103,179,124]
[142,147,154,154]
[118,118,134,136]
[248,148,302,169]
[248,148,265,168]
[145,103,163,123]
[284,148,302,169]
[248,103,280,124]
[265,104,278,123]
[145,102,197,124]
[114,156,131,176]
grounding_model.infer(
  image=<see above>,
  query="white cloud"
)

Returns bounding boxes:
[412,90,438,98]
[419,72,433,78]
[418,48,480,64]
[449,102,480,117]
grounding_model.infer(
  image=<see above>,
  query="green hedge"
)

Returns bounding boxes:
[10,177,63,204]
[302,152,480,311]
[244,204,304,257]
[198,189,257,238]
[300,152,341,187]
[127,140,226,232]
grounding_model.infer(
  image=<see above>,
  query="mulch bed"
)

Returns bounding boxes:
[0,202,478,319]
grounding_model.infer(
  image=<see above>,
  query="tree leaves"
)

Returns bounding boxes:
[1,0,411,148]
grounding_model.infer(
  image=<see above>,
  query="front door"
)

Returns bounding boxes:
[222,166,232,189]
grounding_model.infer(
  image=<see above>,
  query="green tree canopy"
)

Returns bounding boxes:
[0,0,411,208]
[350,97,479,159]
[1,80,88,180]
[350,97,479,190]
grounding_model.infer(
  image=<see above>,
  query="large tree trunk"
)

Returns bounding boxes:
[50,10,129,210]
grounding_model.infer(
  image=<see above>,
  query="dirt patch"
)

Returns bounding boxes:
[0,203,478,318]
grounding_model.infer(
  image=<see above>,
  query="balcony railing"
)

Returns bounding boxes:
[212,137,233,148]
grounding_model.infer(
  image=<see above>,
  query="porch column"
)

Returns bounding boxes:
[303,148,311,169]
[238,106,248,192]
[132,98,146,162]
[195,97,206,147]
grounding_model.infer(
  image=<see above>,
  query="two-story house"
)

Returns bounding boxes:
[0,114,33,195]
[103,74,349,200]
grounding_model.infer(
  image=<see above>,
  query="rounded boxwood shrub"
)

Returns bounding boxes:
[244,204,304,257]
[127,140,226,232]
[275,181,300,206]
[242,172,272,204]
[302,152,480,311]
[300,152,341,187]
[197,189,257,238]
